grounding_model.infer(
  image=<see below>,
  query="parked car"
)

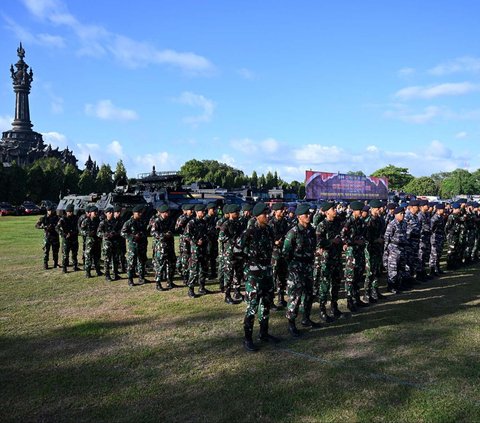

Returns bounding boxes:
[21,201,42,215]
[0,202,17,216]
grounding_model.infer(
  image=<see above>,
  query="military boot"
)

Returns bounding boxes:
[258,319,281,343]
[387,278,398,294]
[85,270,92,279]
[156,280,166,291]
[355,294,369,307]
[167,279,180,289]
[198,284,211,295]
[330,301,343,319]
[347,297,357,312]
[224,289,235,305]
[62,266,68,274]
[288,319,301,337]
[301,315,321,328]
[374,287,386,299]
[113,272,121,280]
[96,268,104,277]
[430,266,438,277]
[105,273,113,282]
[415,271,427,282]
[73,263,80,272]
[219,280,225,293]
[243,316,259,352]
[278,290,287,308]
[53,261,59,269]
[44,262,49,270]
[232,288,244,301]
[187,287,196,298]
[319,302,334,323]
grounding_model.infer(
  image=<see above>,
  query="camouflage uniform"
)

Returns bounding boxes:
[405,209,421,278]
[56,213,79,271]
[341,214,367,307]
[185,215,209,292]
[205,211,219,279]
[445,211,463,269]
[463,209,476,264]
[269,215,289,305]
[35,212,60,268]
[175,213,192,284]
[80,215,102,276]
[384,218,407,290]
[121,216,148,282]
[283,222,316,324]
[150,215,176,286]
[218,217,245,299]
[315,216,343,315]
[114,212,128,272]
[429,211,446,273]
[417,209,432,278]
[216,214,228,290]
[97,216,120,279]
[364,214,385,300]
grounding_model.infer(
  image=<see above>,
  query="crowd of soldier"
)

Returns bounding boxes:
[35,197,480,352]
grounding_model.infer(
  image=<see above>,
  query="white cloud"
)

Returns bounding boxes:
[132,152,175,173]
[237,68,255,80]
[42,131,68,149]
[85,100,138,121]
[3,15,66,48]
[75,143,101,164]
[394,82,479,100]
[429,57,480,76]
[384,105,444,124]
[0,115,13,132]
[18,0,214,74]
[261,138,279,154]
[107,140,124,158]
[455,131,467,139]
[230,137,282,156]
[293,144,346,164]
[397,67,415,78]
[426,140,452,159]
[174,92,215,125]
[219,154,236,167]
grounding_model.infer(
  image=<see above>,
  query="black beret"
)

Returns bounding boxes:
[194,204,205,212]
[321,202,335,212]
[157,204,169,213]
[369,200,382,208]
[428,202,436,208]
[114,205,122,212]
[362,205,370,212]
[435,203,445,210]
[350,201,364,211]
[451,202,461,209]
[418,199,428,206]
[394,206,405,214]
[207,202,217,209]
[272,202,284,211]
[65,204,74,212]
[253,202,268,217]
[229,204,240,213]
[105,206,114,213]
[386,203,396,210]
[458,198,468,204]
[295,203,310,216]
[242,203,253,212]
[132,205,144,213]
[409,200,420,207]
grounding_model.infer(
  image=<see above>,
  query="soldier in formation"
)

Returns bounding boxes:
[56,203,79,273]
[35,204,60,269]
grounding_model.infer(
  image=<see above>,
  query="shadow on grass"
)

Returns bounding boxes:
[0,265,479,422]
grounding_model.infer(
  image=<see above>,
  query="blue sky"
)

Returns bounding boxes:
[1,0,480,182]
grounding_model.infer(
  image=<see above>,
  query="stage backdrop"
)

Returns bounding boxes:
[305,171,388,200]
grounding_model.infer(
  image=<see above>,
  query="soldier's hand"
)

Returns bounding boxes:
[197,239,203,245]
[343,244,348,251]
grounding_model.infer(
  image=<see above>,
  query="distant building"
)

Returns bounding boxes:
[0,43,77,167]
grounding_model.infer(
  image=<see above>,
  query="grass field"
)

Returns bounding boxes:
[0,216,479,422]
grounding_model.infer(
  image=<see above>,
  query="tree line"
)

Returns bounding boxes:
[1,157,478,205]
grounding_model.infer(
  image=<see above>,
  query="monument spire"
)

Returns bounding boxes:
[10,42,34,131]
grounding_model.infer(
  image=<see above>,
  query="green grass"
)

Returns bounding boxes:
[0,216,479,422]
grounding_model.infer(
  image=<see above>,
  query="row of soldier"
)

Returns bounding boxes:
[36,197,480,351]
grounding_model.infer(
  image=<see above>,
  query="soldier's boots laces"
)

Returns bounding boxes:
[156,281,166,291]
[347,297,357,312]
[187,287,196,298]
[330,301,343,319]
[232,289,244,301]
[258,320,280,343]
[288,319,301,337]
[319,303,334,323]
[243,317,259,352]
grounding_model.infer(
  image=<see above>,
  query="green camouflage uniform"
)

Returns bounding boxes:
[185,216,209,289]
[150,215,176,284]
[121,216,148,280]
[269,216,289,297]
[218,218,244,294]
[175,213,191,284]
[36,213,60,268]
[364,214,385,298]
[56,213,79,270]
[97,216,120,278]
[80,215,102,275]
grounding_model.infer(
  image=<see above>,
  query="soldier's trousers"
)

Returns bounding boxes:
[406,239,420,275]
[84,237,101,272]
[386,245,406,285]
[224,254,243,292]
[286,262,314,321]
[43,236,60,266]
[418,237,431,273]
[365,246,382,293]
[177,236,190,281]
[429,236,444,270]
[61,237,78,269]
[316,252,343,303]
[153,241,175,282]
[245,267,274,323]
[126,242,147,279]
[187,245,207,288]
[344,246,365,298]
[272,251,288,293]
[207,237,218,277]
[102,240,119,276]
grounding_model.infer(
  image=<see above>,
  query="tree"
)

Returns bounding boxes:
[258,174,266,188]
[26,163,46,203]
[371,165,414,190]
[41,158,64,201]
[403,177,438,196]
[78,169,96,194]
[265,171,274,189]
[4,162,27,204]
[96,164,114,193]
[250,171,258,188]
[63,164,80,195]
[114,160,128,186]
[180,159,207,184]
[439,169,475,198]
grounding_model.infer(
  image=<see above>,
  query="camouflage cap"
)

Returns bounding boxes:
[65,204,74,212]
[253,202,269,217]
[272,202,284,211]
[349,201,364,211]
[295,203,310,216]
[157,204,169,213]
